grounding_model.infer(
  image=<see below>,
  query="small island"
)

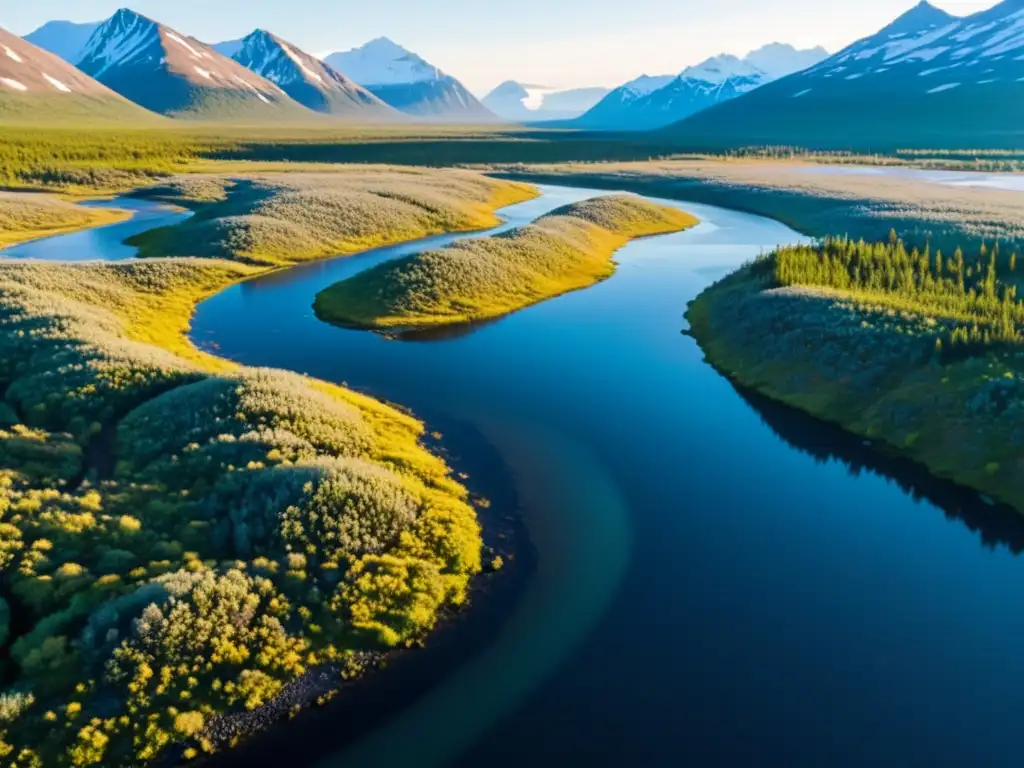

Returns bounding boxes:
[687,233,1024,510]
[313,195,699,330]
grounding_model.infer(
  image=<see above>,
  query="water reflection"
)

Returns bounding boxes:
[734,384,1024,554]
[0,199,190,262]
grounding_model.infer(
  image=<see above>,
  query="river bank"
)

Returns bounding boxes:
[313,195,698,330]
[686,250,1024,513]
[0,170,545,767]
[10,174,1024,767]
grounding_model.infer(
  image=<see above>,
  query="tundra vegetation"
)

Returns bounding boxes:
[128,170,537,266]
[0,194,130,249]
[9,124,1024,200]
[687,232,1024,512]
[0,168,537,766]
[314,195,698,329]
[497,160,1024,258]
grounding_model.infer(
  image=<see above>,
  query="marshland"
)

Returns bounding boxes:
[4,122,1024,768]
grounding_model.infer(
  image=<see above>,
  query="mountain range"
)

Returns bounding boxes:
[230,30,397,118]
[570,43,829,130]
[75,9,306,119]
[14,1,1024,146]
[667,0,1024,148]
[21,13,493,122]
[482,82,611,122]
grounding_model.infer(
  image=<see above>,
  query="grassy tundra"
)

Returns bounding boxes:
[314,195,697,329]
[0,193,130,249]
[127,170,537,266]
[0,169,536,767]
[498,160,1024,260]
[688,235,1024,512]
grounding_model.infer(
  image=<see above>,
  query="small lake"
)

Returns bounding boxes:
[800,164,1024,192]
[15,183,1024,766]
[184,185,1024,767]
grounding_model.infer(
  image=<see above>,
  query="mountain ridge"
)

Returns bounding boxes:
[569,42,828,130]
[75,8,314,120]
[664,0,1024,148]
[231,29,399,119]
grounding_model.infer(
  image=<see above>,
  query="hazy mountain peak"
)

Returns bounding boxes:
[482,80,610,121]
[23,19,102,64]
[623,74,676,94]
[744,42,831,79]
[360,37,410,57]
[324,37,441,86]
[682,53,763,84]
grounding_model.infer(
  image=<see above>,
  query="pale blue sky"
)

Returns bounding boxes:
[6,0,997,92]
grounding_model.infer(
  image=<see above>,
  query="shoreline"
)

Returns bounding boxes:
[0,173,544,767]
[0,201,133,250]
[685,267,1024,514]
[195,409,536,767]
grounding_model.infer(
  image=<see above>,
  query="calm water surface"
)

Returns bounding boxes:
[17,185,1024,766]
[0,198,189,261]
[186,185,1024,767]
[801,164,1024,191]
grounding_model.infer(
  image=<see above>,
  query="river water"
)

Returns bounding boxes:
[0,198,190,261]
[10,183,1024,766]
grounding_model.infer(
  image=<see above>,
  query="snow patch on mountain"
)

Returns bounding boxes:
[571,42,827,130]
[78,9,160,79]
[43,73,72,92]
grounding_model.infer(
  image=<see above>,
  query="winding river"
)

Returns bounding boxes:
[8,183,1024,766]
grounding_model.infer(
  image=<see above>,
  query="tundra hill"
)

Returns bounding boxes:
[0,25,159,123]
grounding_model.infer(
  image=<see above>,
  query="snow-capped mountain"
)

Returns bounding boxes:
[324,37,440,86]
[230,30,398,119]
[572,43,827,130]
[76,8,308,119]
[324,38,494,121]
[0,24,156,122]
[668,0,1024,148]
[565,74,674,128]
[23,20,101,64]
[482,81,610,122]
